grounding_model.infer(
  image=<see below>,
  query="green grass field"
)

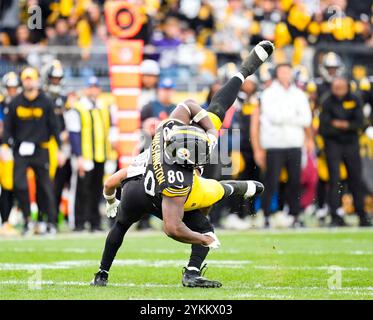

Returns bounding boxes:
[0,228,373,300]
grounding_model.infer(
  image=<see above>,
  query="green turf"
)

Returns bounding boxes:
[0,228,372,300]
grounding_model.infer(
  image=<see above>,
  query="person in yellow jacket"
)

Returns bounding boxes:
[0,72,20,236]
[65,76,116,232]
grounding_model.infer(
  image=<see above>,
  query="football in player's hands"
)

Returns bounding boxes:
[106,199,120,218]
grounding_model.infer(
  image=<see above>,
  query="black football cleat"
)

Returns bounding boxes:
[359,215,372,227]
[90,270,108,287]
[182,265,222,288]
[329,216,348,227]
[240,40,275,77]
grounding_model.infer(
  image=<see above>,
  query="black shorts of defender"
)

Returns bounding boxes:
[117,177,214,234]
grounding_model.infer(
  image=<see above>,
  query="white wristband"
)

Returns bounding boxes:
[193,109,208,123]
[103,191,116,201]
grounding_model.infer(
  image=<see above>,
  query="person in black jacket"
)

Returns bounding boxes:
[2,67,63,234]
[319,76,371,227]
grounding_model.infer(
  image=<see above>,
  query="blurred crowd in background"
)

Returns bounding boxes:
[0,0,373,236]
[1,0,373,86]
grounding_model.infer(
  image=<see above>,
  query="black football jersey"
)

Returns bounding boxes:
[144,119,194,203]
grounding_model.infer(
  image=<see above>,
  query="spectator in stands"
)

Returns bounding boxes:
[139,59,160,109]
[313,0,370,44]
[48,17,76,64]
[319,76,371,227]
[141,77,176,124]
[250,0,281,44]
[258,63,312,228]
[213,0,252,53]
[14,24,33,63]
[48,17,75,46]
[75,2,103,51]
[0,0,19,45]
[150,15,182,71]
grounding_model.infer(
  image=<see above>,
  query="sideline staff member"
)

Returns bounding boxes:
[319,76,371,227]
[2,67,63,234]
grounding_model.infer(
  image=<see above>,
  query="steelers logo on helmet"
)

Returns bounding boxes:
[176,147,191,161]
[164,126,210,168]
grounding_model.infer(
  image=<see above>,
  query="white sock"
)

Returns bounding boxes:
[244,181,257,198]
[186,266,200,272]
[234,72,245,83]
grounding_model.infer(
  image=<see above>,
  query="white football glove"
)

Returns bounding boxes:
[202,232,221,250]
[207,132,218,155]
[365,126,373,140]
[106,199,120,218]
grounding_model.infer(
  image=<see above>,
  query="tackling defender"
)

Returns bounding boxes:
[91,41,275,288]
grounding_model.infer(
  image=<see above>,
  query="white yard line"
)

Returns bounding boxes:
[0,227,372,242]
[0,260,371,271]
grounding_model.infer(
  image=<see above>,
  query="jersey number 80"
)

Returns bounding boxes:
[144,170,185,196]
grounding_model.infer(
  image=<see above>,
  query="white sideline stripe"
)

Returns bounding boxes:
[0,260,371,271]
[0,259,252,270]
[0,280,177,288]
[2,248,373,256]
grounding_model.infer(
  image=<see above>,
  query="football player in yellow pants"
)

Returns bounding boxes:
[91,41,274,288]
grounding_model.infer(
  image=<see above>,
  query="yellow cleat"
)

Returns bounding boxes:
[0,222,20,236]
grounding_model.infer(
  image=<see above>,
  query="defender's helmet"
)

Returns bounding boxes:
[293,65,310,90]
[42,59,64,94]
[319,52,345,83]
[164,125,211,168]
[47,59,64,79]
[2,72,20,88]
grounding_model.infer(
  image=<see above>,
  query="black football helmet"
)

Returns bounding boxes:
[164,126,211,168]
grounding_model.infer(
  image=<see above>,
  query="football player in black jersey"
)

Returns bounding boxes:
[91,41,275,288]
